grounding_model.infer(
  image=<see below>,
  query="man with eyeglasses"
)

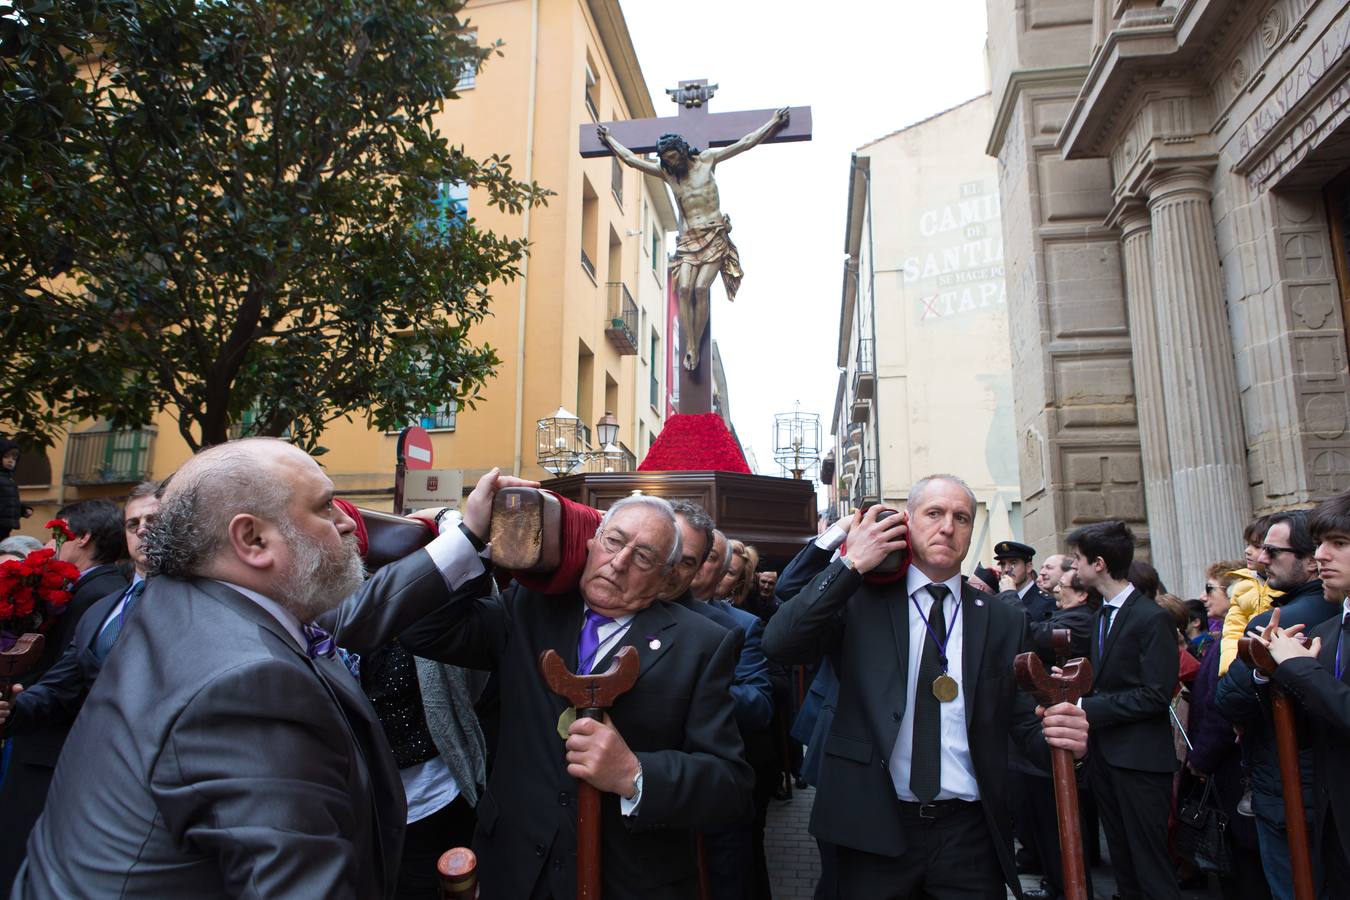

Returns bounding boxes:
[0,481,158,894]
[1216,509,1339,900]
[400,478,752,899]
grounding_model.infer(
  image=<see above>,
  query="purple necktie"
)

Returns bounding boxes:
[304,623,361,680]
[576,608,613,674]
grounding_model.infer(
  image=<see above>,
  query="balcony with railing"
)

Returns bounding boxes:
[604,282,639,354]
[853,336,875,400]
[851,458,879,508]
[63,427,156,486]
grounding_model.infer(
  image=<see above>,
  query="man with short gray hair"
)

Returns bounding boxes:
[401,482,751,898]
[765,473,1089,898]
[16,439,513,899]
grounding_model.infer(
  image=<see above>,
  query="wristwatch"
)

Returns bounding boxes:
[627,763,644,802]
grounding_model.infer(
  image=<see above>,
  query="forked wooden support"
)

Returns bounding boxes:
[1013,648,1093,900]
[1239,636,1315,900]
[539,646,641,900]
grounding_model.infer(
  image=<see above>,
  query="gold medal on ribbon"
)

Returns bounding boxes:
[932,673,959,703]
[557,706,577,740]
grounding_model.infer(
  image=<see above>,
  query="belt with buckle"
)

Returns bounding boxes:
[897,799,979,821]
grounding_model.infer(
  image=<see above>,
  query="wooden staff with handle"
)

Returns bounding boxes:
[1013,642,1093,900]
[1238,635,1315,900]
[540,645,641,900]
[0,633,45,741]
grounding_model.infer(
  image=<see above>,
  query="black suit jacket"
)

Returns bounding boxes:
[1021,583,1055,623]
[401,573,753,899]
[1271,612,1350,866]
[42,563,127,674]
[761,560,1051,889]
[1028,604,1096,663]
[1082,589,1180,773]
[17,547,457,900]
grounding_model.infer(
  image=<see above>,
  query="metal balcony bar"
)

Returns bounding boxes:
[851,458,879,507]
[63,428,156,486]
[604,282,639,354]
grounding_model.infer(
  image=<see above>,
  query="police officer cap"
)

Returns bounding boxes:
[993,540,1035,561]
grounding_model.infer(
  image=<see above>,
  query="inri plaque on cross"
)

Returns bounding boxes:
[582,80,811,415]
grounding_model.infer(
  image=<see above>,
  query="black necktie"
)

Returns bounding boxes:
[910,583,949,803]
[1098,604,1117,656]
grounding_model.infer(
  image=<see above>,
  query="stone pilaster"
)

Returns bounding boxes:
[1146,167,1251,593]
[1115,201,1182,590]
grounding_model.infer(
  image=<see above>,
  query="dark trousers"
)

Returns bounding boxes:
[395,793,477,900]
[836,801,1004,900]
[1021,772,1094,898]
[1089,760,1180,900]
[703,828,752,900]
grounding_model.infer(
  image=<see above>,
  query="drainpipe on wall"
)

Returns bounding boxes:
[510,0,540,476]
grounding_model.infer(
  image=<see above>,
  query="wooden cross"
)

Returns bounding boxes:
[580,80,812,414]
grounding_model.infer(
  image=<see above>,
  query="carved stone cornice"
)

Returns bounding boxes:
[985,66,1091,157]
[1059,0,1250,160]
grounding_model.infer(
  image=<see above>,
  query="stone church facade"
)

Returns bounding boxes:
[987,0,1350,595]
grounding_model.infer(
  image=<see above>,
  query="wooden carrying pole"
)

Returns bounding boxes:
[437,847,478,899]
[1239,636,1315,900]
[0,633,45,740]
[540,646,641,900]
[1013,640,1093,900]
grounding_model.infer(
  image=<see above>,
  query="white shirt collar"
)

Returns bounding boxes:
[905,565,963,606]
[580,601,635,627]
[215,579,307,650]
[1105,583,1135,609]
[1017,580,1033,600]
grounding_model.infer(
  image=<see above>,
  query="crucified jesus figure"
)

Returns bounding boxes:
[598,107,789,372]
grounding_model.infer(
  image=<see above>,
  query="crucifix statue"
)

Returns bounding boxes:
[581,81,811,414]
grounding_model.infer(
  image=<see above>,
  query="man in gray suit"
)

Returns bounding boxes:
[13,438,530,899]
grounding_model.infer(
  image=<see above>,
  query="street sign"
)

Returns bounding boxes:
[398,426,434,471]
[402,469,464,509]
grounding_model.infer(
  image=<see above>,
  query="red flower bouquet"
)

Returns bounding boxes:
[0,548,81,651]
[637,413,752,474]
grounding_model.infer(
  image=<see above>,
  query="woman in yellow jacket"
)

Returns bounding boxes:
[1217,515,1281,675]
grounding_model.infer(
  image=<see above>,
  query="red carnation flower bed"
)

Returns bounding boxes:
[637,413,751,474]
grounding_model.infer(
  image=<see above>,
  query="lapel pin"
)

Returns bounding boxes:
[975,598,985,606]
[647,636,661,651]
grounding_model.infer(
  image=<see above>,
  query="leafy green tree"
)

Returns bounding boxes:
[1,0,548,452]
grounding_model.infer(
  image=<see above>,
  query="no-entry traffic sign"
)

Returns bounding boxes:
[398,426,434,470]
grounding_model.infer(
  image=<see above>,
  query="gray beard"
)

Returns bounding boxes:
[275,526,367,624]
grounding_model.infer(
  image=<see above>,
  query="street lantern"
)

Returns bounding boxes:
[595,411,620,447]
[536,408,627,476]
[773,403,821,480]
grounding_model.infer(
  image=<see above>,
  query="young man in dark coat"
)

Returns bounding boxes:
[1251,492,1350,895]
[1069,519,1181,900]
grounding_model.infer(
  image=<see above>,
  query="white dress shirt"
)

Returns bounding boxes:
[889,567,979,802]
[1101,583,1135,635]
[1017,580,1034,602]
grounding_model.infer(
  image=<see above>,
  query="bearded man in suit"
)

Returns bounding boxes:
[399,483,752,899]
[762,473,1088,899]
[14,438,521,899]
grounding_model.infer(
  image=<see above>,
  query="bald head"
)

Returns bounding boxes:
[145,439,309,578]
[144,438,363,622]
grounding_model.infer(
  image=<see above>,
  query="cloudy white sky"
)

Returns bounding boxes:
[621,0,992,476]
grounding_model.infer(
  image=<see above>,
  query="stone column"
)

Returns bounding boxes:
[1116,202,1183,589]
[1146,167,1251,594]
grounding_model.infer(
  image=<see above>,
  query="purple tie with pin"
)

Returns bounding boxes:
[576,608,613,674]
